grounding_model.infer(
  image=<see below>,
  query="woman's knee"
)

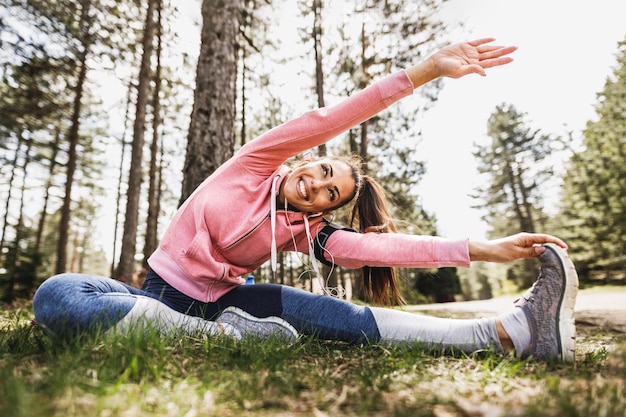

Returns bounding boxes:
[279,285,379,342]
[32,273,135,337]
[33,273,79,310]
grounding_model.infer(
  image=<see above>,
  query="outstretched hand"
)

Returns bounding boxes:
[468,232,568,263]
[405,38,517,89]
[431,37,517,78]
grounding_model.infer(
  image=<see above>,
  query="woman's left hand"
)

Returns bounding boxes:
[468,232,568,263]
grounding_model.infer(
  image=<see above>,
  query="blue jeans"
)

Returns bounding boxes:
[33,270,381,342]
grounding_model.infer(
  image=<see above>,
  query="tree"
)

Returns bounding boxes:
[558,36,626,279]
[415,267,461,303]
[473,104,555,287]
[56,0,94,274]
[179,0,245,203]
[0,12,73,298]
[298,0,328,157]
[143,0,164,268]
[116,0,159,279]
[330,0,449,300]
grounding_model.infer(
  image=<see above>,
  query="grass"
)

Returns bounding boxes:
[1,301,625,417]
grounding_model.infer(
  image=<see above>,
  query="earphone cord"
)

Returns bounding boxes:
[273,177,344,298]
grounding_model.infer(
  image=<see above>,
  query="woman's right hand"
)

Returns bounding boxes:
[405,38,517,87]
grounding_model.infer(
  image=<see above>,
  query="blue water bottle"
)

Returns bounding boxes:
[245,275,255,285]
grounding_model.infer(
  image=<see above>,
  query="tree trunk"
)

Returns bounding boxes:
[4,132,33,301]
[143,0,163,268]
[35,127,61,256]
[313,0,327,157]
[55,0,92,274]
[179,0,243,204]
[240,51,248,147]
[0,134,22,257]
[111,84,133,277]
[116,0,158,279]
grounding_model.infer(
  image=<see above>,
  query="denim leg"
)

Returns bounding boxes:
[279,286,381,343]
[130,269,380,343]
[33,273,149,338]
[141,270,285,320]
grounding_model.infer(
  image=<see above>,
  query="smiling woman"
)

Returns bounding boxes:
[278,157,358,213]
[33,39,579,362]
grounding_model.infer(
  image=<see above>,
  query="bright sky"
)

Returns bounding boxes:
[174,0,625,242]
[418,0,626,240]
[93,1,625,263]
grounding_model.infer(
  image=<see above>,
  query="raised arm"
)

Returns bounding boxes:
[405,38,517,88]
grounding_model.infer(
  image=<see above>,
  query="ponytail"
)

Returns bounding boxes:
[350,176,405,306]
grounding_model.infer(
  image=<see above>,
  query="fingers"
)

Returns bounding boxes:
[468,38,518,71]
[469,38,517,56]
[467,64,487,77]
[476,44,517,55]
[477,45,517,69]
[468,37,496,47]
[479,56,515,70]
[516,232,568,251]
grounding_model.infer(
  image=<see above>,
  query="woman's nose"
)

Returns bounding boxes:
[310,178,329,192]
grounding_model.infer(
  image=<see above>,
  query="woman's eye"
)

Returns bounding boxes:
[328,188,336,200]
[322,165,328,176]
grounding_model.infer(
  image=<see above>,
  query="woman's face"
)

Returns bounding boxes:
[278,158,356,214]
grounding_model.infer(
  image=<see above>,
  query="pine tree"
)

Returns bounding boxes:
[473,104,555,287]
[143,0,164,269]
[56,0,94,274]
[558,36,626,280]
[180,0,245,203]
[116,0,160,279]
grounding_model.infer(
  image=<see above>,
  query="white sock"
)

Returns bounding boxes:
[370,307,502,353]
[498,307,531,357]
[109,296,228,337]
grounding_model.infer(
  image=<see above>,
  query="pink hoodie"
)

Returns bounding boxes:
[147,70,470,302]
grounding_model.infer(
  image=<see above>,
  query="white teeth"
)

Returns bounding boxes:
[298,180,308,199]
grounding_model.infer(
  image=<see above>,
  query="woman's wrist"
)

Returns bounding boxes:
[468,240,489,262]
[405,57,439,89]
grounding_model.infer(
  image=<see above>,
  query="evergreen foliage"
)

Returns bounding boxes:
[0,0,185,300]
[558,36,626,282]
[2,0,623,303]
[473,104,556,287]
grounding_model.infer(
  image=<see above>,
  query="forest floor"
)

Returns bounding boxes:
[1,286,625,417]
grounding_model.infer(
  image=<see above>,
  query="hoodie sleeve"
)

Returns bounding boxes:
[237,70,415,173]
[321,229,471,269]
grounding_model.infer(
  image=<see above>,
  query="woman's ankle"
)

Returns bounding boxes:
[496,319,515,353]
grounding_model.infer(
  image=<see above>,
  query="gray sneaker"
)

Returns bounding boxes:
[516,243,579,362]
[216,307,298,341]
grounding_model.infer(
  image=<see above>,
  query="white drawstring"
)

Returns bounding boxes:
[269,174,343,297]
[270,175,280,280]
[302,214,323,285]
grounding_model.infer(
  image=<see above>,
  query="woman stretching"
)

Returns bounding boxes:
[33,38,578,362]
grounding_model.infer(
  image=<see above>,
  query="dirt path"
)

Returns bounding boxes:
[406,287,626,333]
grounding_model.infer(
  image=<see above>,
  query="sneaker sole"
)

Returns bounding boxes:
[544,243,579,362]
[219,306,298,341]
